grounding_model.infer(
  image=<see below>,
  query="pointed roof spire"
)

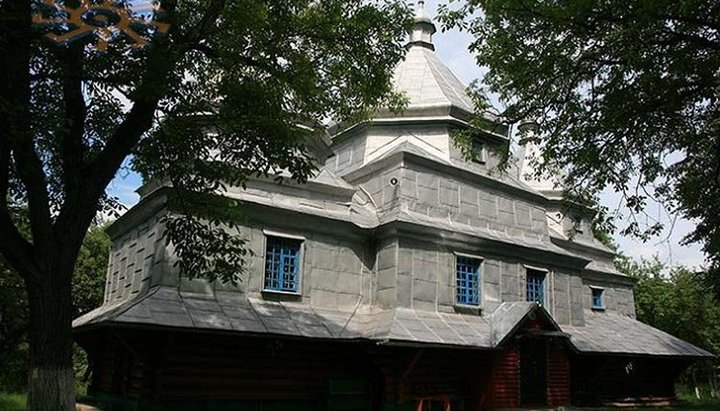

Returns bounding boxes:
[408,0,436,51]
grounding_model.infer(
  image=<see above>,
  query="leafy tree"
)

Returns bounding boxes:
[620,257,720,355]
[0,1,411,409]
[71,226,112,317]
[437,0,720,284]
[618,257,720,391]
[0,224,111,393]
[0,260,28,393]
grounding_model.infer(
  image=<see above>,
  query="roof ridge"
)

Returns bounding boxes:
[424,50,474,112]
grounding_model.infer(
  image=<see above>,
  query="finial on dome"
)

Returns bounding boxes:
[408,1,436,51]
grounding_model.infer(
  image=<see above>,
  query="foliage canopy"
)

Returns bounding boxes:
[438,0,720,280]
[0,224,110,392]
[0,1,412,409]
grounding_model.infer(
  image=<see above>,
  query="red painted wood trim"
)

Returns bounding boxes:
[546,345,571,406]
[484,345,520,409]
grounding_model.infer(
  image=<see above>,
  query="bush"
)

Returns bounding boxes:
[0,392,26,411]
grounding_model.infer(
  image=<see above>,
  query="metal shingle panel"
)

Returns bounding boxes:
[74,287,711,358]
[563,310,713,357]
[490,302,535,346]
[392,47,475,115]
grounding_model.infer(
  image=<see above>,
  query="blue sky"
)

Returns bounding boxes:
[106,0,708,269]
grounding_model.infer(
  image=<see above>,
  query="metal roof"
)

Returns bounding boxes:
[378,2,490,123]
[565,310,713,357]
[74,286,713,358]
[392,45,476,116]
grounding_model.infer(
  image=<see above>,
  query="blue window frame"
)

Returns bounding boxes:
[264,236,302,293]
[592,287,604,309]
[526,269,546,304]
[456,256,481,306]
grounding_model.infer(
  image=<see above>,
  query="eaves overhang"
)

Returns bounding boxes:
[74,287,714,359]
[550,235,617,259]
[375,219,592,271]
[544,196,598,218]
[330,112,509,147]
[342,149,549,205]
[106,188,168,240]
[580,268,636,286]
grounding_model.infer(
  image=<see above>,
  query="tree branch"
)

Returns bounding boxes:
[659,27,720,51]
[53,0,229,245]
[175,0,227,44]
[86,0,228,192]
[0,130,9,208]
[657,12,720,33]
[58,45,87,195]
[0,0,54,256]
[0,208,39,280]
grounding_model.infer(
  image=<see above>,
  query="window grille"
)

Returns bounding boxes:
[526,269,546,304]
[592,288,604,309]
[455,256,481,306]
[264,236,302,293]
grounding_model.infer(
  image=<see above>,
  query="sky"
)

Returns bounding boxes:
[106,0,708,269]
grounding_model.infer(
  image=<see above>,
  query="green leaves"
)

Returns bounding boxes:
[620,257,720,355]
[0,224,110,391]
[164,192,252,285]
[439,0,720,281]
[2,1,412,406]
[4,0,412,284]
[137,0,411,283]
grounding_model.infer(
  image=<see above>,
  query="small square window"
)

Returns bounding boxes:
[470,139,486,164]
[456,256,481,306]
[572,216,584,234]
[264,236,302,293]
[592,288,604,310]
[526,269,546,305]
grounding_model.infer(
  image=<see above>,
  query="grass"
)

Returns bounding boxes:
[0,392,25,411]
[673,384,720,410]
[2,389,720,410]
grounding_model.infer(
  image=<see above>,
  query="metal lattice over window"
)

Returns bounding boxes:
[592,287,604,309]
[456,256,481,306]
[526,269,546,305]
[264,236,302,293]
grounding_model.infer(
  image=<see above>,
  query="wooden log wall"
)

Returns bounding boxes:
[80,329,383,406]
[546,344,571,406]
[482,345,520,409]
[366,346,494,410]
[154,333,378,401]
[571,355,690,406]
[82,329,501,411]
[80,328,691,410]
[80,332,156,399]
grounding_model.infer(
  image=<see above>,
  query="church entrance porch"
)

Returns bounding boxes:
[482,303,573,409]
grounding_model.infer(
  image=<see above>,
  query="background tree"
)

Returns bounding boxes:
[438,0,720,283]
[0,224,110,394]
[0,259,28,394]
[0,0,411,409]
[618,257,720,394]
[620,257,720,354]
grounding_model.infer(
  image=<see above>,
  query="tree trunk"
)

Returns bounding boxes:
[25,269,75,411]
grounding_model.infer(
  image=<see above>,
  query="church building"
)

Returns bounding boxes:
[74,3,712,410]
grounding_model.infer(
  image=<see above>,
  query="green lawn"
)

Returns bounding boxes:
[2,390,720,410]
[0,393,25,411]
